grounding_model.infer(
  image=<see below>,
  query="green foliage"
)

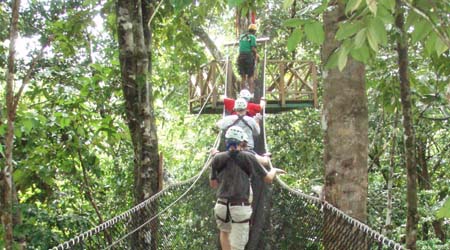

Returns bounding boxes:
[1,0,449,248]
[437,197,450,219]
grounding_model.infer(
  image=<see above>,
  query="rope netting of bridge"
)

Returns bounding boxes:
[51,139,405,250]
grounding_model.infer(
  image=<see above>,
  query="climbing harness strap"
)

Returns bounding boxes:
[216,199,251,224]
[227,115,253,132]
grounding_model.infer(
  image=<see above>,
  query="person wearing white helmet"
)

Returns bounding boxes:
[237,24,259,92]
[210,126,284,250]
[217,98,260,150]
[221,89,266,117]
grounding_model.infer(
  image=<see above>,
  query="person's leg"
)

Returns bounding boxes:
[220,231,231,250]
[248,76,254,93]
[229,206,252,250]
[240,74,247,91]
[215,202,232,250]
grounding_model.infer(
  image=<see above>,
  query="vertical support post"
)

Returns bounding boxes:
[227,59,234,98]
[211,62,217,108]
[311,62,318,108]
[279,62,286,107]
[189,76,193,113]
[158,152,163,191]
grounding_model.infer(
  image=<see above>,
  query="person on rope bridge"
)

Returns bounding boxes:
[237,24,259,92]
[216,97,272,167]
[217,98,260,151]
[221,89,266,117]
[209,126,284,250]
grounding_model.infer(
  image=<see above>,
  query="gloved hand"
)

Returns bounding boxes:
[254,113,263,121]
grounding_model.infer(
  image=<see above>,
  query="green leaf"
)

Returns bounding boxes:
[337,41,351,71]
[313,0,330,15]
[368,17,387,46]
[227,0,244,7]
[424,33,437,55]
[345,0,363,14]
[336,21,364,40]
[287,28,303,52]
[411,20,432,44]
[367,30,378,52]
[283,0,295,9]
[379,0,395,12]
[377,5,395,24]
[435,36,449,56]
[325,50,339,69]
[304,21,325,45]
[354,28,367,48]
[437,197,450,219]
[337,49,348,72]
[366,0,377,15]
[283,18,308,28]
[350,43,371,63]
[23,119,34,134]
[405,11,419,29]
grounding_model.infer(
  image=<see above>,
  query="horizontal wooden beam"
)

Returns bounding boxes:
[222,37,270,46]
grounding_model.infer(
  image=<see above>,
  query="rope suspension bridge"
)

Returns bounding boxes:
[51,132,405,249]
[52,39,406,250]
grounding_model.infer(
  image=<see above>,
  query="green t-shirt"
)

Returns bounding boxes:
[239,33,257,53]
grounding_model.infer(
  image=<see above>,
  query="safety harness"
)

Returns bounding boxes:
[226,115,253,132]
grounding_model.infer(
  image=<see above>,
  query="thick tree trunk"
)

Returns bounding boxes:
[322,2,368,249]
[395,1,418,249]
[117,0,160,249]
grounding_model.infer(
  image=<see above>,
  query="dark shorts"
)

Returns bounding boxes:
[237,52,255,77]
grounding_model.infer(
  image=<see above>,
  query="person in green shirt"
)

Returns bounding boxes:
[237,24,259,93]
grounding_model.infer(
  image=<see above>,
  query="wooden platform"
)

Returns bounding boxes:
[189,59,319,114]
[191,100,315,114]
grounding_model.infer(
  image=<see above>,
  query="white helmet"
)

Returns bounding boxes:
[234,98,248,111]
[225,126,245,142]
[239,89,253,101]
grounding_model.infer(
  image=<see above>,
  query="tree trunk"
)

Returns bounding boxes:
[383,112,399,237]
[190,25,239,86]
[395,1,418,249]
[322,2,368,248]
[416,136,446,243]
[117,0,160,249]
[2,0,21,249]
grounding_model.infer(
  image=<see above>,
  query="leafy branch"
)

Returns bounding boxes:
[401,0,450,49]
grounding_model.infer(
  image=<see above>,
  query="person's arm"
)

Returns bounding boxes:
[247,102,261,117]
[223,98,235,113]
[216,116,231,130]
[250,117,260,135]
[210,157,219,188]
[251,35,258,60]
[259,97,266,110]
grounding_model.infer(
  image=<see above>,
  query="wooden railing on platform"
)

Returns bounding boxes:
[265,60,318,108]
[189,59,318,114]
